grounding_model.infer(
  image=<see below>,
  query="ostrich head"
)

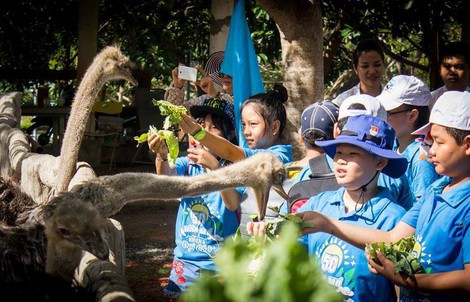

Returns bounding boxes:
[245,152,289,220]
[93,46,138,86]
[43,195,110,261]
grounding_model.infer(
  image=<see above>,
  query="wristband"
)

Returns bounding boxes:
[192,128,207,141]
[156,155,168,162]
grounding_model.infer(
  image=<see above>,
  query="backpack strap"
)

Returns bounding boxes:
[287,154,340,213]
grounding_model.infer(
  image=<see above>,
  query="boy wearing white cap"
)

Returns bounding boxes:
[378,75,440,199]
[297,91,470,301]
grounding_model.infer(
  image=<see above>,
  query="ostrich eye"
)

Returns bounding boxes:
[276,171,285,183]
[58,227,72,238]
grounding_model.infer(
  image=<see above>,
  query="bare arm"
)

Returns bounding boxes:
[296,211,415,249]
[147,133,177,176]
[179,114,246,162]
[220,189,242,211]
[370,252,470,293]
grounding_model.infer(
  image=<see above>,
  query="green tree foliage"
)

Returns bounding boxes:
[322,0,464,90]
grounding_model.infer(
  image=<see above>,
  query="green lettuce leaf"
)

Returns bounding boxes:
[181,223,342,302]
[365,235,425,278]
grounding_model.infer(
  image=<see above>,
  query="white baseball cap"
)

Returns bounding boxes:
[338,94,388,121]
[412,91,470,135]
[378,75,431,111]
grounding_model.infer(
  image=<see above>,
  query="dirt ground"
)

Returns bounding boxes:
[95,161,179,302]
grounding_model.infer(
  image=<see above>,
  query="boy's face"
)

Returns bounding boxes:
[440,55,470,91]
[429,124,470,178]
[333,144,385,191]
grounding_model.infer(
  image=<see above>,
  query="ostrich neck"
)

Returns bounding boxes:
[126,170,250,201]
[46,239,82,283]
[56,64,107,193]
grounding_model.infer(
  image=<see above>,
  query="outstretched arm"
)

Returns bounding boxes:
[179,114,246,162]
[369,252,470,293]
[296,211,415,249]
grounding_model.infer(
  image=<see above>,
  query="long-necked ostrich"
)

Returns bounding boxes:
[0,152,288,292]
[55,45,138,193]
[0,177,110,299]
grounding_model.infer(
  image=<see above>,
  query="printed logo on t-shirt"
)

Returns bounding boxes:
[180,198,224,257]
[316,237,356,301]
[413,234,433,272]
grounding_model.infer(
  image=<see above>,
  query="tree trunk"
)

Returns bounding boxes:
[210,0,234,53]
[257,0,323,159]
[461,1,470,46]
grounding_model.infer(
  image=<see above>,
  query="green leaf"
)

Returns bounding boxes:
[152,99,187,130]
[365,235,424,278]
[181,222,342,302]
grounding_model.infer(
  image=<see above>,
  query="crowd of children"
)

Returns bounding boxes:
[148,40,470,301]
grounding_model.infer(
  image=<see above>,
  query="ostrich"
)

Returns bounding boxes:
[0,177,110,298]
[55,45,138,193]
[0,152,288,290]
[63,151,289,220]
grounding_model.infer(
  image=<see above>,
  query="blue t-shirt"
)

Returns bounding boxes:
[400,141,440,199]
[400,177,470,302]
[292,164,313,183]
[297,187,406,302]
[243,144,293,164]
[172,156,243,271]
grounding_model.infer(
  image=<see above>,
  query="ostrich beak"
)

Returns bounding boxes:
[272,184,290,202]
[123,71,138,86]
[253,184,289,221]
[72,229,110,261]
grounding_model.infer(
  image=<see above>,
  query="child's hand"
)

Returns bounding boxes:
[366,250,417,288]
[179,114,202,135]
[187,145,219,170]
[295,211,327,235]
[246,221,268,238]
[194,66,218,97]
[147,133,169,155]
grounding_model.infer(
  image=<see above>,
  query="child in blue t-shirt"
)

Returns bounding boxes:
[148,97,242,298]
[249,114,408,302]
[378,75,441,199]
[297,91,470,301]
[179,83,293,211]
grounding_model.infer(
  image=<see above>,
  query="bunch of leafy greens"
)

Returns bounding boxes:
[133,100,187,165]
[366,235,425,279]
[254,206,315,240]
[181,222,341,302]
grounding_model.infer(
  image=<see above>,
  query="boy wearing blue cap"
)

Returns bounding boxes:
[248,114,408,301]
[297,91,470,301]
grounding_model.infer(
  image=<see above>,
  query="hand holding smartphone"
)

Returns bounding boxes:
[178,66,198,82]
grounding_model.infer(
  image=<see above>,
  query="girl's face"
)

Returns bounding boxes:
[200,114,224,138]
[242,103,276,149]
[354,50,384,91]
[428,124,469,179]
[333,144,385,191]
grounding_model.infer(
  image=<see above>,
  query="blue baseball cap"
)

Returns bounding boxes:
[301,101,339,141]
[315,114,407,178]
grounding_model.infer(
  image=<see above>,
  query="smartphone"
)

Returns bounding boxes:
[178,66,198,82]
[189,136,197,149]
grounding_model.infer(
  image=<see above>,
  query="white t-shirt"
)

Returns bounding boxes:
[430,85,470,109]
